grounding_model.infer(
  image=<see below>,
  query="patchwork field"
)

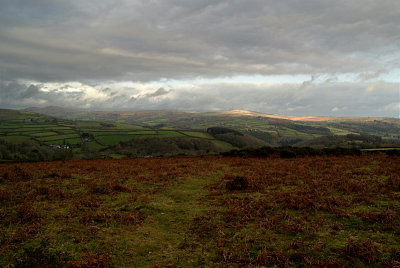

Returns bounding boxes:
[26,107,400,146]
[0,153,399,267]
[0,109,231,160]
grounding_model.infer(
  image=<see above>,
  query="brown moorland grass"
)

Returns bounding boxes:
[0,153,399,267]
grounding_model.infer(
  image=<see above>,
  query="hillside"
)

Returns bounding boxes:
[1,109,264,162]
[1,107,399,163]
[1,154,399,266]
[26,106,400,147]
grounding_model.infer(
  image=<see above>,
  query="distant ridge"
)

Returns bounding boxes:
[25,106,396,122]
[221,109,338,122]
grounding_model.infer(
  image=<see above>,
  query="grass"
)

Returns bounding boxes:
[37,134,80,142]
[180,131,214,139]
[0,135,31,143]
[157,130,185,138]
[121,172,221,266]
[0,154,399,266]
[43,139,64,145]
[89,130,157,136]
[96,135,142,145]
[113,123,147,130]
[64,138,82,145]
[0,113,237,159]
[211,139,236,151]
[328,127,357,135]
[86,141,105,151]
[30,132,59,137]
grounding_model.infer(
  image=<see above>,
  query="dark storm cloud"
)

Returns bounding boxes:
[0,0,399,82]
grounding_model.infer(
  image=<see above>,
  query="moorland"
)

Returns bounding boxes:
[0,107,399,267]
[1,154,399,267]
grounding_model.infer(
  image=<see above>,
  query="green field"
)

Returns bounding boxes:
[86,141,105,151]
[64,138,82,145]
[31,132,59,137]
[157,130,185,138]
[96,135,144,145]
[0,135,31,143]
[37,134,80,142]
[211,139,236,151]
[181,131,214,139]
[0,110,219,159]
[1,108,400,161]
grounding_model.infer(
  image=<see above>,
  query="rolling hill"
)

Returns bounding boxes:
[0,109,262,161]
[25,106,400,147]
[1,107,399,162]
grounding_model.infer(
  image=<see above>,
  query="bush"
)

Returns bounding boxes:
[226,176,248,191]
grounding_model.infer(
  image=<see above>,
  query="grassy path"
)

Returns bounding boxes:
[112,172,222,267]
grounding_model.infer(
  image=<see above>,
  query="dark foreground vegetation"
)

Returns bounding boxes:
[1,153,399,267]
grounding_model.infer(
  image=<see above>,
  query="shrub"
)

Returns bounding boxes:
[226,176,248,191]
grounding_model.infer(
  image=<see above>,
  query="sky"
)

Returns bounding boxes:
[0,0,399,117]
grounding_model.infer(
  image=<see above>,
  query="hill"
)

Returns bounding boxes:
[0,109,264,162]
[25,106,400,147]
[1,107,399,163]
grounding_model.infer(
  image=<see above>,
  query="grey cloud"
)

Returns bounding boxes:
[0,0,399,82]
[101,88,111,93]
[146,88,170,98]
[1,1,399,117]
[1,79,398,117]
[19,84,39,99]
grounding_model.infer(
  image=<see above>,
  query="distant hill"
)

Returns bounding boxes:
[0,108,260,162]
[25,106,400,147]
[1,107,399,162]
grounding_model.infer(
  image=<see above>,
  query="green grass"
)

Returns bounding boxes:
[328,127,356,135]
[96,135,142,145]
[74,121,103,128]
[86,141,105,151]
[30,132,59,137]
[50,126,75,130]
[157,131,185,138]
[37,134,80,142]
[211,140,236,151]
[126,131,157,135]
[180,131,214,139]
[21,124,58,128]
[0,135,31,143]
[122,173,222,267]
[89,130,157,136]
[113,123,147,130]
[64,138,82,145]
[72,148,84,154]
[43,139,64,145]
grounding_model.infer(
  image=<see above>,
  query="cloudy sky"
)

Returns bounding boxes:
[0,0,399,117]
